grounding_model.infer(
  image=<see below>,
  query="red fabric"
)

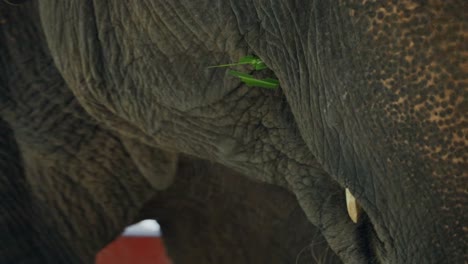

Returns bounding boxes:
[96,237,172,264]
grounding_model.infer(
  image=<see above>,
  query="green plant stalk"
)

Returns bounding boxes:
[208,55,267,69]
[228,70,279,89]
[207,61,253,68]
[208,55,279,89]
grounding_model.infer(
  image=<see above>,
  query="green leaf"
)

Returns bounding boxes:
[262,78,280,85]
[208,56,257,68]
[208,55,270,71]
[228,70,253,78]
[207,61,251,68]
[254,62,268,70]
[228,70,279,89]
[238,55,257,64]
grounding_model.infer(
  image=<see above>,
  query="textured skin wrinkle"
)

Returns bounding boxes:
[240,0,466,263]
[40,1,368,261]
[0,2,170,262]
[0,119,78,263]
[345,2,466,262]
[3,4,339,262]
[3,0,466,263]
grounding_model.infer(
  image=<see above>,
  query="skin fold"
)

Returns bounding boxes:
[0,0,466,263]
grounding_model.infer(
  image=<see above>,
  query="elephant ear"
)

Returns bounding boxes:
[120,136,178,190]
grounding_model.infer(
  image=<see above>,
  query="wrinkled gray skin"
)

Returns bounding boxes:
[1,1,466,263]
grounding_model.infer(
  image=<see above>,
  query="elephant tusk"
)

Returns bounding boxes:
[345,188,362,224]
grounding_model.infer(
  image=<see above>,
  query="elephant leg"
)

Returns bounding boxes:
[0,2,178,261]
[13,127,155,262]
[0,118,77,263]
[139,156,341,264]
[1,105,164,262]
[2,97,176,262]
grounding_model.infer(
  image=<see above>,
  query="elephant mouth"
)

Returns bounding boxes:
[140,156,389,264]
[339,188,390,264]
[319,187,388,263]
[354,212,386,264]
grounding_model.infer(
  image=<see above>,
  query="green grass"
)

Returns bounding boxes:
[208,55,279,89]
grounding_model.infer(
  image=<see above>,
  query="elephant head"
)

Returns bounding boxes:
[1,0,466,263]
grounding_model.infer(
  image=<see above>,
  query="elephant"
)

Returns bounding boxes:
[0,0,466,263]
